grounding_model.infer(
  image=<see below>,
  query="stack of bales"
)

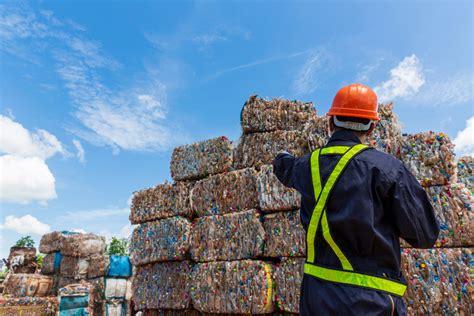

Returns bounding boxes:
[129,96,473,315]
[1,245,57,315]
[39,232,134,315]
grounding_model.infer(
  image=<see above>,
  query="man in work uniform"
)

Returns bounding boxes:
[273,83,439,315]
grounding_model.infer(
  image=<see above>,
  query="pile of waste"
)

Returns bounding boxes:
[129,96,473,315]
[38,231,133,315]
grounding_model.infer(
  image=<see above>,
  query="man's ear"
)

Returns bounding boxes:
[328,117,335,135]
[366,122,376,136]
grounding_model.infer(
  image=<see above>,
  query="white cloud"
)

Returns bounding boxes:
[355,57,385,83]
[0,215,51,236]
[415,73,474,107]
[0,115,63,204]
[0,4,185,153]
[374,54,425,103]
[192,34,228,47]
[0,155,57,204]
[293,49,332,95]
[453,116,474,157]
[72,139,85,163]
[0,115,65,159]
[119,224,135,239]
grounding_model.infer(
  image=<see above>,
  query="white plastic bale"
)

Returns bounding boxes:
[132,261,192,311]
[191,260,274,314]
[400,132,456,186]
[402,248,473,315]
[240,95,317,133]
[130,216,191,266]
[105,278,128,299]
[257,165,301,212]
[273,257,305,313]
[191,168,259,217]
[190,209,265,262]
[170,136,233,181]
[130,181,193,224]
[60,233,106,258]
[263,210,306,257]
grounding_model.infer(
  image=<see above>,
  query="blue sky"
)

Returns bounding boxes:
[0,0,473,259]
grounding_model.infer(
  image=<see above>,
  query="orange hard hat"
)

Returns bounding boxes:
[327,83,379,121]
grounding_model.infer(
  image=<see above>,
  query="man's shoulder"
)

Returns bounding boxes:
[356,147,404,175]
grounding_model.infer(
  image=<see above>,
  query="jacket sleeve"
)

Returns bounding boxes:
[272,152,313,200]
[390,163,440,248]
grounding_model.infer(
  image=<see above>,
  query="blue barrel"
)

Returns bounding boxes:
[107,256,132,278]
[53,252,62,271]
[60,307,89,316]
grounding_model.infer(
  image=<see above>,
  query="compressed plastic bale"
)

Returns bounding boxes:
[39,231,63,254]
[7,246,37,273]
[190,209,265,262]
[3,273,54,297]
[41,252,62,275]
[456,156,473,191]
[263,210,306,257]
[132,261,192,311]
[191,260,274,314]
[130,216,191,266]
[88,254,109,279]
[273,257,305,313]
[60,233,106,258]
[400,132,456,186]
[401,248,473,315]
[107,255,132,278]
[0,297,59,316]
[257,165,301,212]
[234,130,311,170]
[130,181,193,224]
[425,183,473,247]
[60,256,89,279]
[240,95,317,133]
[367,103,403,156]
[142,310,201,316]
[302,116,329,152]
[106,299,128,316]
[191,168,259,217]
[170,136,233,181]
[105,278,128,299]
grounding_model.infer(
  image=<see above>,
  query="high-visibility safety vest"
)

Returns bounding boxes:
[304,143,407,297]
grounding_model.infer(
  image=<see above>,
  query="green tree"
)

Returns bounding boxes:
[106,237,129,256]
[36,254,45,268]
[15,236,35,248]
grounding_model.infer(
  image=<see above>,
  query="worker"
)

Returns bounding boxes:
[273,83,439,315]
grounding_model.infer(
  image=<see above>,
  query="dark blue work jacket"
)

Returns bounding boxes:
[273,130,439,315]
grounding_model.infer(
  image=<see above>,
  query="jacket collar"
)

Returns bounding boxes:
[327,130,362,145]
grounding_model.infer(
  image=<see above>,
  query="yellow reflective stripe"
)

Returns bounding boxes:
[321,210,353,270]
[321,146,350,155]
[307,144,368,264]
[307,149,322,263]
[304,263,407,297]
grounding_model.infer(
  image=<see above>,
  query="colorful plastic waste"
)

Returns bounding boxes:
[0,297,59,316]
[191,168,259,217]
[263,210,306,257]
[3,273,54,297]
[400,132,456,186]
[190,260,274,314]
[240,95,317,133]
[402,248,473,315]
[273,257,305,313]
[367,103,403,155]
[41,252,62,275]
[60,234,107,258]
[170,136,233,181]
[130,181,193,224]
[190,209,265,262]
[59,255,108,280]
[456,156,473,191]
[234,130,310,169]
[424,183,473,247]
[257,165,301,212]
[132,261,192,311]
[130,216,191,266]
